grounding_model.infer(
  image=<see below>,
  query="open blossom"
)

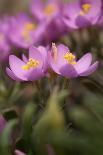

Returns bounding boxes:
[9,13,46,49]
[0,17,11,62]
[63,0,102,29]
[30,0,61,22]
[48,43,98,78]
[6,46,48,81]
[30,0,66,42]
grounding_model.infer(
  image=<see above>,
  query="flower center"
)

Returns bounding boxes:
[80,3,91,15]
[64,52,76,65]
[44,3,57,16]
[22,23,36,41]
[52,43,58,62]
[22,58,39,70]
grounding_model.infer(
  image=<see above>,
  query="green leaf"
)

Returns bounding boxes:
[21,103,36,141]
[0,119,18,155]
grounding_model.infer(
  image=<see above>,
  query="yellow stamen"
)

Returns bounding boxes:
[44,3,56,16]
[64,52,76,65]
[22,58,39,70]
[52,43,58,62]
[80,3,91,16]
[22,23,36,41]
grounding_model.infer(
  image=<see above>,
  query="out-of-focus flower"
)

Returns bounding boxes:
[6,45,48,81]
[9,13,46,49]
[63,0,102,29]
[97,4,103,27]
[30,0,61,22]
[0,17,11,63]
[30,0,67,42]
[98,15,103,27]
[48,43,98,78]
[15,150,26,155]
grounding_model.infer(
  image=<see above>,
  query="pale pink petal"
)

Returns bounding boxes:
[57,44,70,67]
[60,63,78,78]
[80,61,99,76]
[48,44,69,74]
[38,46,47,59]
[75,53,92,74]
[6,68,22,81]
[29,46,43,68]
[26,68,44,81]
[22,54,28,63]
[48,51,60,74]
[38,46,48,72]
[15,150,26,155]
[9,55,28,81]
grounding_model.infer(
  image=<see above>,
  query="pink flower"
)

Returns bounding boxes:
[48,43,98,78]
[6,46,48,81]
[63,0,102,29]
[9,13,46,48]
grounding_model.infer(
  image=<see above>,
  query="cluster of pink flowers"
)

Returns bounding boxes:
[0,0,102,63]
[6,43,98,81]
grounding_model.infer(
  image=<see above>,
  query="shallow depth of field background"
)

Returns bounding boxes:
[0,0,103,155]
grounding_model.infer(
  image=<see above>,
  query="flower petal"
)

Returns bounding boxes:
[6,67,22,81]
[75,15,91,27]
[38,46,47,59]
[22,54,28,63]
[48,50,60,74]
[48,44,69,74]
[26,68,44,81]
[80,61,99,76]
[15,150,26,155]
[9,55,28,81]
[63,17,78,29]
[57,44,69,67]
[29,46,43,68]
[38,46,48,72]
[60,63,78,78]
[75,53,92,74]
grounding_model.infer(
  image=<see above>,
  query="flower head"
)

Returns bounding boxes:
[30,0,61,22]
[63,0,102,29]
[48,43,98,78]
[6,45,48,81]
[30,0,66,42]
[9,13,46,48]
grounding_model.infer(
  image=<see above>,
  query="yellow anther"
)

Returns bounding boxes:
[80,3,91,15]
[64,52,76,65]
[25,23,35,30]
[82,4,91,13]
[44,3,56,16]
[22,58,39,70]
[22,65,30,70]
[22,23,36,41]
[52,43,58,62]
